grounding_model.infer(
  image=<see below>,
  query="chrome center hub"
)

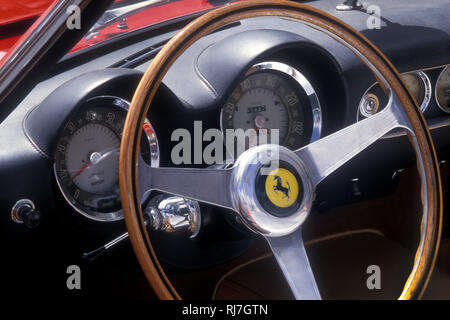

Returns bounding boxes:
[230,144,313,237]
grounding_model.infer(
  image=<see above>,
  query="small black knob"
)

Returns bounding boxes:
[18,205,41,229]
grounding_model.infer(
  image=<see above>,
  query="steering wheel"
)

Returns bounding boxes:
[119,0,442,300]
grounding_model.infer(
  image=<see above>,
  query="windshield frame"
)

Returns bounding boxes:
[0,0,114,124]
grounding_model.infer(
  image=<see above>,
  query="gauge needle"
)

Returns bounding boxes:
[89,148,119,167]
[71,148,119,180]
[72,161,92,180]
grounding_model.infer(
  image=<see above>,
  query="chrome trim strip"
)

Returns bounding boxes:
[411,71,432,113]
[0,0,85,104]
[408,63,449,74]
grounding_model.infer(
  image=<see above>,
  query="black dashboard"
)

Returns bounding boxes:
[1,0,449,277]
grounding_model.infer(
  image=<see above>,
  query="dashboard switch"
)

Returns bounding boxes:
[11,199,41,229]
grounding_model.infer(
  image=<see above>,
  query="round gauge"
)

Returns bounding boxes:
[54,96,159,222]
[401,71,431,112]
[436,66,450,112]
[221,61,321,155]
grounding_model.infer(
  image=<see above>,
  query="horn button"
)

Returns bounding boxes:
[230,145,313,237]
[255,162,303,217]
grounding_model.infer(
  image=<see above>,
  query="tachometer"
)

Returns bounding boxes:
[221,61,321,154]
[401,71,431,112]
[436,65,450,112]
[54,96,159,222]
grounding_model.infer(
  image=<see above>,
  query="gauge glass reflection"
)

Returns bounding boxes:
[436,66,450,112]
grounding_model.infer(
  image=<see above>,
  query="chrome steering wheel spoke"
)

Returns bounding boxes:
[137,156,234,209]
[135,90,414,301]
[265,228,321,300]
[296,90,412,187]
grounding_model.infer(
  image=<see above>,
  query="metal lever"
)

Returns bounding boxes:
[82,231,130,261]
[83,216,150,261]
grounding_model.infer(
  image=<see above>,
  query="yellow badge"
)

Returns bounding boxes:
[265,168,299,208]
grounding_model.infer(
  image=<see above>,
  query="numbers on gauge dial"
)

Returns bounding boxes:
[54,104,125,215]
[54,97,160,222]
[221,71,308,151]
[66,123,120,195]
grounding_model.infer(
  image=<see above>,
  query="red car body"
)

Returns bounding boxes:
[0,0,218,62]
[0,0,53,26]
[0,0,55,60]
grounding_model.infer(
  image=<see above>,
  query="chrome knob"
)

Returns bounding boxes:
[144,195,201,238]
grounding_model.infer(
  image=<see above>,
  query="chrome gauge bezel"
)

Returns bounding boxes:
[358,70,431,121]
[435,65,450,113]
[404,71,432,113]
[53,96,160,222]
[220,61,322,150]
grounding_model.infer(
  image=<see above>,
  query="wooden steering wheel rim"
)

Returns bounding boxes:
[120,0,442,300]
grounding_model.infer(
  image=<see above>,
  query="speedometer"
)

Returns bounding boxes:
[436,66,450,112]
[221,61,321,154]
[54,96,159,222]
[63,121,121,215]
